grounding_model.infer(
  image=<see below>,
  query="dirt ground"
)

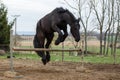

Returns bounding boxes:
[0,59,120,80]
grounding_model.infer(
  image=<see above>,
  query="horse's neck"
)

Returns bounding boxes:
[64,16,74,26]
[64,11,76,25]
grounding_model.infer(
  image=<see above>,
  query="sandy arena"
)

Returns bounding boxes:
[0,59,120,80]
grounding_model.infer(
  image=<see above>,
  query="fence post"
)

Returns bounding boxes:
[62,42,64,62]
[10,30,14,72]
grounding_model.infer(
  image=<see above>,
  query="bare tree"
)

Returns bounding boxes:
[90,0,107,55]
[79,0,92,54]
[103,0,115,55]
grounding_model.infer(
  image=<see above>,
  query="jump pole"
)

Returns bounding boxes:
[13,47,81,52]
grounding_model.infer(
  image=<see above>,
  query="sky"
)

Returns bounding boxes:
[2,0,74,33]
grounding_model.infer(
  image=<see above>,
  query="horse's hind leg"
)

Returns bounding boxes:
[45,33,54,63]
[34,35,44,57]
[33,34,46,65]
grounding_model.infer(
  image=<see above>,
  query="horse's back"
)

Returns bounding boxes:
[36,7,68,33]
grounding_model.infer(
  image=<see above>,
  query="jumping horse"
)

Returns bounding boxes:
[33,7,80,65]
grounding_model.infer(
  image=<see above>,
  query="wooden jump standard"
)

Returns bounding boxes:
[13,48,81,52]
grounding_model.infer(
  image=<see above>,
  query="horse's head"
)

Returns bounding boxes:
[70,18,80,42]
[57,8,80,42]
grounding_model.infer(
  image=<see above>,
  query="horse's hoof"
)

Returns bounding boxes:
[46,59,50,63]
[55,41,60,45]
[46,55,50,62]
[42,59,47,65]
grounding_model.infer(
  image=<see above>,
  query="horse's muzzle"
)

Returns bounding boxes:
[75,38,80,42]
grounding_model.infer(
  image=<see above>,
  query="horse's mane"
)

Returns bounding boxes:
[52,7,76,22]
[52,7,66,13]
[65,9,76,22]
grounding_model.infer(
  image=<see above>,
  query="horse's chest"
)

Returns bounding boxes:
[57,22,66,30]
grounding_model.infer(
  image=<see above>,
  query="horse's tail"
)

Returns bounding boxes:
[33,21,47,65]
[33,20,41,48]
[33,34,40,48]
[33,34,45,58]
[33,34,47,65]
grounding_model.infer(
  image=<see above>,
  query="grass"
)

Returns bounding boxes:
[84,56,120,64]
[1,49,120,64]
[116,49,120,54]
[0,45,120,64]
[87,46,99,53]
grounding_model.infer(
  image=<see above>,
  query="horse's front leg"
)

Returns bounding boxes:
[52,25,63,45]
[55,32,63,45]
[61,28,68,42]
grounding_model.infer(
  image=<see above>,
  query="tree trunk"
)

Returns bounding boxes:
[113,1,120,64]
[103,31,108,55]
[106,30,111,55]
[84,29,87,54]
[100,27,103,55]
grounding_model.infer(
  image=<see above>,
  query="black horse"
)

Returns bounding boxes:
[33,7,80,65]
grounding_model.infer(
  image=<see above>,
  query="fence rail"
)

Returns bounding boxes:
[13,47,81,52]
